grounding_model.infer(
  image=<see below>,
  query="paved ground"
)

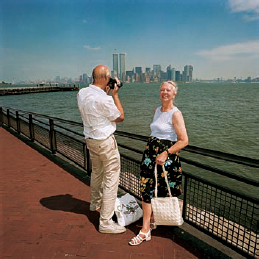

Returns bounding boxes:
[0,127,213,258]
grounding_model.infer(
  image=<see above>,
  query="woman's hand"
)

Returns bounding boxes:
[156,151,168,165]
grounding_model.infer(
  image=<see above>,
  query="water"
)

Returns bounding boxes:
[2,83,258,154]
[1,82,258,178]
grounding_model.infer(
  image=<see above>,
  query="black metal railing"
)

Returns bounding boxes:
[1,107,258,259]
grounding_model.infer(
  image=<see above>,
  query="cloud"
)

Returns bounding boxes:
[228,0,259,20]
[83,45,100,51]
[82,19,88,24]
[242,14,259,21]
[196,41,259,61]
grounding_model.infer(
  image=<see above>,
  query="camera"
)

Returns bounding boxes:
[107,78,123,89]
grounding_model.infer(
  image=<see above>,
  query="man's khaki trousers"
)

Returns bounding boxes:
[86,134,120,227]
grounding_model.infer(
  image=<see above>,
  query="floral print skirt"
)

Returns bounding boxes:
[140,136,182,203]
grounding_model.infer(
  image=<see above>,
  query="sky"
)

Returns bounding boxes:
[0,0,259,82]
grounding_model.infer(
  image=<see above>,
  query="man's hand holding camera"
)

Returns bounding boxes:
[106,77,123,96]
[112,77,121,96]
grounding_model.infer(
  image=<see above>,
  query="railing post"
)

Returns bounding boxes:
[49,119,57,154]
[29,114,35,141]
[16,111,21,134]
[83,143,87,171]
[182,174,188,220]
[83,143,92,176]
[0,107,3,125]
[7,109,10,127]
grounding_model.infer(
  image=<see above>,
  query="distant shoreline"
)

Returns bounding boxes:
[0,82,12,86]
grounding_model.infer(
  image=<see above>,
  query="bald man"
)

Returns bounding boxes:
[77,65,126,234]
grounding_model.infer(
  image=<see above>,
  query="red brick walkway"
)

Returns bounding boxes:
[0,127,208,259]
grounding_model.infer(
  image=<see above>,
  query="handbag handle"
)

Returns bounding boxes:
[154,164,172,198]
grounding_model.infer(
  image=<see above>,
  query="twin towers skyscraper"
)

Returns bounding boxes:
[112,53,126,81]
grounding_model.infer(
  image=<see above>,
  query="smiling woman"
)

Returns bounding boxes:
[129,80,188,246]
[160,81,178,104]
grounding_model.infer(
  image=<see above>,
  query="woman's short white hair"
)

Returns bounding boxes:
[161,81,178,95]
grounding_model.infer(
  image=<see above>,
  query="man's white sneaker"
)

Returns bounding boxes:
[99,223,126,234]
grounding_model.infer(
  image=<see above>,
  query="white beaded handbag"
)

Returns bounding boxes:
[151,164,184,226]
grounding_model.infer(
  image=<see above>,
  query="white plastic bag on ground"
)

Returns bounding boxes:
[115,193,143,226]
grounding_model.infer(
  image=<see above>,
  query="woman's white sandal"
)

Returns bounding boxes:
[129,229,151,246]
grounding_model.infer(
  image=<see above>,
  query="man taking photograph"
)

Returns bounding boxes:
[77,64,125,234]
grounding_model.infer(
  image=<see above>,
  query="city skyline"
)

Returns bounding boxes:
[39,60,257,85]
[1,0,259,83]
[112,54,194,83]
[6,55,258,84]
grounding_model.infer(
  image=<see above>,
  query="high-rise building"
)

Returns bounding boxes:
[166,65,172,80]
[126,70,134,83]
[153,65,161,73]
[171,68,176,81]
[83,73,88,84]
[119,53,126,80]
[135,67,142,74]
[55,76,61,82]
[153,65,161,82]
[160,71,167,81]
[183,65,193,82]
[145,67,151,75]
[113,53,119,77]
[175,71,181,82]
[135,67,142,82]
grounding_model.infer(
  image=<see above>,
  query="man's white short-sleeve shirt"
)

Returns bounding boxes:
[77,84,121,139]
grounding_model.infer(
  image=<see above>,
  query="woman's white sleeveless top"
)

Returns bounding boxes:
[150,106,179,142]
